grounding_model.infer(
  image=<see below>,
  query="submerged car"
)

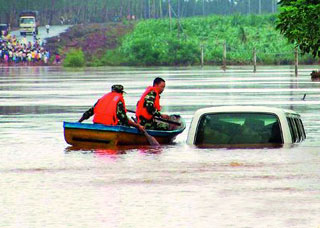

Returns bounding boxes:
[186,106,306,147]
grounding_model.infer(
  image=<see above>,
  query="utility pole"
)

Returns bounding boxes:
[295,48,298,76]
[201,44,204,68]
[153,0,156,18]
[248,0,251,14]
[159,0,163,18]
[253,47,257,73]
[223,41,227,71]
[168,0,172,31]
[259,0,261,14]
[202,0,205,16]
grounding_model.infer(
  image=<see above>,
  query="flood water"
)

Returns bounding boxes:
[1,65,320,228]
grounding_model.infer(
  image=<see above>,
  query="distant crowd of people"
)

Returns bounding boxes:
[0,33,52,66]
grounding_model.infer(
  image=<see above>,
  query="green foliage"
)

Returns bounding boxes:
[238,27,247,44]
[48,14,317,67]
[118,14,315,66]
[88,49,128,66]
[63,48,85,67]
[0,0,279,27]
[276,0,320,57]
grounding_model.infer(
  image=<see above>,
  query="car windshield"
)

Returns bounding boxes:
[20,18,35,24]
[195,112,283,145]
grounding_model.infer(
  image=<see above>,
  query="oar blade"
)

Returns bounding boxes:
[130,115,160,146]
[143,130,160,146]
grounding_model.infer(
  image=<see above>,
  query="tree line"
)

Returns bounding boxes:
[276,0,320,58]
[0,0,279,26]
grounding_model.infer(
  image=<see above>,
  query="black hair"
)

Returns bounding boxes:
[153,77,165,86]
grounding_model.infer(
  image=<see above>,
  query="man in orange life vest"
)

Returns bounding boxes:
[136,77,170,130]
[78,85,144,131]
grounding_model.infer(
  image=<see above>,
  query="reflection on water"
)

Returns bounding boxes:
[65,145,164,156]
[1,65,320,228]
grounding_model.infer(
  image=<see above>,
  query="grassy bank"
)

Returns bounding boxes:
[46,15,317,67]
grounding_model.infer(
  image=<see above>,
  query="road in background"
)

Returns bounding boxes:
[10,25,70,44]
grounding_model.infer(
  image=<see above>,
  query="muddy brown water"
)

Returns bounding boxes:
[1,65,320,228]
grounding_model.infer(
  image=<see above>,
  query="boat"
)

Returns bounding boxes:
[64,116,186,147]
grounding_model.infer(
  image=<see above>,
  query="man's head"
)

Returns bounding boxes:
[111,84,125,94]
[153,77,166,94]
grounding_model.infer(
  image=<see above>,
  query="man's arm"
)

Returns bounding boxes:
[117,101,144,131]
[144,91,169,119]
[144,91,161,117]
[116,101,129,125]
[78,101,98,122]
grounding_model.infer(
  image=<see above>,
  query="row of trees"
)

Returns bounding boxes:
[276,0,320,58]
[0,0,279,26]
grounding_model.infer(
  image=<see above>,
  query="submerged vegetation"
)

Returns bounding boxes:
[47,14,317,67]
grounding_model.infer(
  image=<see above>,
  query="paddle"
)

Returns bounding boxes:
[131,117,160,146]
[141,128,160,146]
[127,109,181,126]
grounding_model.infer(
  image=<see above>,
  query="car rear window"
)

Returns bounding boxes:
[195,113,283,145]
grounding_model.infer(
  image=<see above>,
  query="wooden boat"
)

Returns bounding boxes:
[63,117,185,147]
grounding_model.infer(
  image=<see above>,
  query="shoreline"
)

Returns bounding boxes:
[0,61,62,67]
[1,64,319,70]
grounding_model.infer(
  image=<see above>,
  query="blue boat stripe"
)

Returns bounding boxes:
[63,122,185,137]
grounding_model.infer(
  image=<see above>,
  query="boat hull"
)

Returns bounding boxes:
[64,121,185,147]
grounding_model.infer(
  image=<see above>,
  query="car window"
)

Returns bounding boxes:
[287,117,301,143]
[294,118,302,142]
[291,118,300,142]
[294,119,301,141]
[298,119,306,139]
[195,113,283,145]
[287,117,295,143]
[295,118,306,140]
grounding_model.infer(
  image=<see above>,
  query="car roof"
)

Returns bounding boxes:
[193,106,299,117]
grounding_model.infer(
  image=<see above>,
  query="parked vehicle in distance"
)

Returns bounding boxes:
[19,11,39,35]
[186,106,306,147]
[0,23,9,36]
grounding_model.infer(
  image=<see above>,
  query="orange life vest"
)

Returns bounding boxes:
[93,92,126,125]
[136,86,161,122]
